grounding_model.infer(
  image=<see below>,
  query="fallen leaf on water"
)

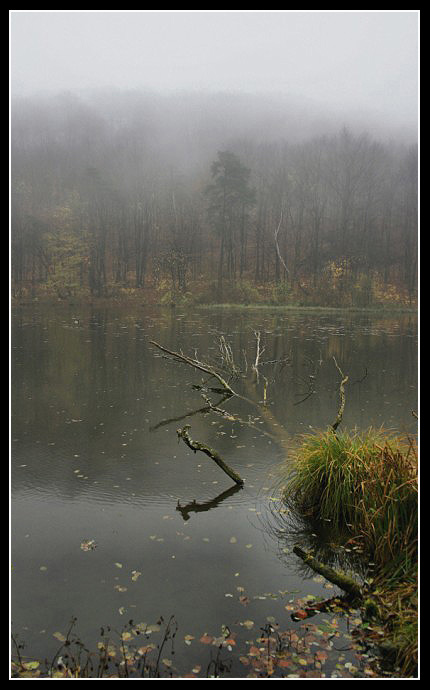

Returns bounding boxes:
[114,584,127,592]
[53,632,66,642]
[80,539,97,551]
[199,634,213,644]
[292,609,308,620]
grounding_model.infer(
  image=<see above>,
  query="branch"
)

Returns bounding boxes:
[331,356,349,432]
[149,340,236,396]
[251,330,265,381]
[201,394,278,442]
[293,545,361,601]
[176,425,244,486]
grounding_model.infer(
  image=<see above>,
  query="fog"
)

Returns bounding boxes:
[11,11,418,136]
[10,11,418,305]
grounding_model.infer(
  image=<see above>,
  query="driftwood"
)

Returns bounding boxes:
[176,425,244,486]
[293,545,362,601]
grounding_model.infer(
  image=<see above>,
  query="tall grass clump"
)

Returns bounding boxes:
[283,427,418,676]
[284,429,417,559]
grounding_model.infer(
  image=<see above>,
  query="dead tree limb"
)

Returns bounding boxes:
[331,356,349,432]
[176,425,244,486]
[149,340,236,396]
[293,545,362,601]
[201,394,278,442]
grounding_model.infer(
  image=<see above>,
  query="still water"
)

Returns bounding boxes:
[11,305,417,676]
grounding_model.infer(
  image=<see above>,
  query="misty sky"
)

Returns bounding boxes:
[10,11,418,128]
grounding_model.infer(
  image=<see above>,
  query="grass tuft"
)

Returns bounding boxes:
[283,427,418,676]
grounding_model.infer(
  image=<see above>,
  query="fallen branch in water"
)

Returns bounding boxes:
[293,545,362,601]
[331,357,349,432]
[149,340,236,396]
[176,424,244,486]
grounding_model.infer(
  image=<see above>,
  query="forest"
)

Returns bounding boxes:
[11,90,418,308]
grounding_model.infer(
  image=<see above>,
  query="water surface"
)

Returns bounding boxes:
[11,305,418,676]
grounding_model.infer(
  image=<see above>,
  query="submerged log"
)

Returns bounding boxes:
[293,545,362,601]
[176,424,244,486]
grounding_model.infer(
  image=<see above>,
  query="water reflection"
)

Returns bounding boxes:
[176,484,243,521]
[11,304,417,667]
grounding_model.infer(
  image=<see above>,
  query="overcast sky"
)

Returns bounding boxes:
[10,11,419,128]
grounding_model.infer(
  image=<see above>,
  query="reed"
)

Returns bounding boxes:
[283,427,418,676]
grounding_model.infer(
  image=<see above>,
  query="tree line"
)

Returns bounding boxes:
[11,91,418,305]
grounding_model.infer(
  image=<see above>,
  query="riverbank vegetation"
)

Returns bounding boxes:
[282,428,418,676]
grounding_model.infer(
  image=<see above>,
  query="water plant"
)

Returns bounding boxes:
[283,427,418,676]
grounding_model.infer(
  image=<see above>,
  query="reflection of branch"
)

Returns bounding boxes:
[176,484,242,521]
[149,394,231,431]
[176,425,244,486]
[293,356,318,406]
[293,389,315,407]
[351,367,368,385]
[331,357,349,433]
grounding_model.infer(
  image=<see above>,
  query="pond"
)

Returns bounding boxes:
[11,305,418,677]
